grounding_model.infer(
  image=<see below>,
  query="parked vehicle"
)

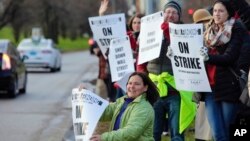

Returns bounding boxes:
[0,39,27,98]
[17,38,62,72]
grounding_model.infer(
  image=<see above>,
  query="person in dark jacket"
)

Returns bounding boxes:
[143,1,196,141]
[229,0,250,73]
[229,0,250,31]
[229,0,250,128]
[192,9,213,141]
[200,0,248,140]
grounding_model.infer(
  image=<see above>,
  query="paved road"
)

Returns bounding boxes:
[0,51,98,141]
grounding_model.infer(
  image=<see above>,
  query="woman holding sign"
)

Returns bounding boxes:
[89,72,159,141]
[200,0,248,140]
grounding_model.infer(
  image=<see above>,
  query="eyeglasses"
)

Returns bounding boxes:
[164,10,178,16]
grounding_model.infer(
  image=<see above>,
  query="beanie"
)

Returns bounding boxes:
[163,1,182,16]
[214,0,235,19]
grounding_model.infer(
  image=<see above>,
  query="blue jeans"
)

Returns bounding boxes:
[204,92,238,141]
[153,94,184,141]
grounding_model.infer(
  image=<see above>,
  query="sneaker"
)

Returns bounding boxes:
[162,131,169,136]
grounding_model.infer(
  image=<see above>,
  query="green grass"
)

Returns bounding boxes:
[96,120,196,141]
[0,27,89,53]
[57,36,89,53]
[161,121,195,141]
[0,27,16,42]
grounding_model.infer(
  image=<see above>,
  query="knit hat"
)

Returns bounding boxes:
[163,1,182,16]
[214,0,235,19]
[193,9,213,23]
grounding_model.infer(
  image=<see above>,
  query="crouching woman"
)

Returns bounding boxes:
[90,72,159,141]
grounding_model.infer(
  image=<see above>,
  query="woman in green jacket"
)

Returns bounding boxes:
[90,72,159,141]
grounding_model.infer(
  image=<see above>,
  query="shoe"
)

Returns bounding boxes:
[162,131,169,136]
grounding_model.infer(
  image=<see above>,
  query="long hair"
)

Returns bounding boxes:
[127,72,159,105]
[127,13,144,31]
[214,0,235,19]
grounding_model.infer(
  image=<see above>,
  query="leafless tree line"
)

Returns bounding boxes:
[0,0,128,43]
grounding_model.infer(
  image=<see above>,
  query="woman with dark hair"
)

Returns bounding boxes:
[127,14,144,34]
[114,14,145,100]
[126,13,144,69]
[90,72,159,141]
[200,0,248,140]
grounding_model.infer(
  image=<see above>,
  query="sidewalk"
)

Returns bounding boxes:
[63,63,98,141]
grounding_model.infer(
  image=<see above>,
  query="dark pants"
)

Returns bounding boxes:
[153,94,184,141]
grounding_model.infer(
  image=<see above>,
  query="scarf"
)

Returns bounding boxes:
[161,22,170,41]
[204,18,235,48]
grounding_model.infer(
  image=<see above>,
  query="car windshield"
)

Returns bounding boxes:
[20,41,49,48]
[0,43,7,53]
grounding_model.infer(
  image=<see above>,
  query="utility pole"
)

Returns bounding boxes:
[145,0,154,15]
[0,1,4,15]
[111,0,116,13]
[135,0,141,14]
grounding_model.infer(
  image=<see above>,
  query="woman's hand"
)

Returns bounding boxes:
[199,47,209,61]
[90,134,102,141]
[166,47,174,59]
[78,83,85,91]
[99,0,109,16]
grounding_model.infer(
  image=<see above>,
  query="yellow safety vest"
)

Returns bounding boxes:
[149,72,196,133]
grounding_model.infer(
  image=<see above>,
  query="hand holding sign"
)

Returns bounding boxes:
[166,46,174,59]
[72,89,109,141]
[199,47,209,61]
[90,134,102,141]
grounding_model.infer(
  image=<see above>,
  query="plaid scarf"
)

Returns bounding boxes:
[204,18,235,48]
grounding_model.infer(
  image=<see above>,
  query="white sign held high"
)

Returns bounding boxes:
[109,36,135,82]
[138,11,164,64]
[88,13,127,59]
[169,23,211,92]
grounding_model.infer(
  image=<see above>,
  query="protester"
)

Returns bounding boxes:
[199,0,248,140]
[127,13,144,68]
[192,9,213,141]
[142,1,196,141]
[126,14,148,73]
[229,0,250,30]
[89,72,159,141]
[89,38,108,99]
[228,0,250,73]
[114,13,145,100]
[229,0,250,127]
[249,72,250,94]
[98,0,117,102]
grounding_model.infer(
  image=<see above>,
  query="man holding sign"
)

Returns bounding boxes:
[143,1,196,141]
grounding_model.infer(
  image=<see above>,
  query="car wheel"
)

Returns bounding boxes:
[50,67,56,72]
[57,65,61,71]
[9,77,18,98]
[19,72,27,94]
[50,58,58,72]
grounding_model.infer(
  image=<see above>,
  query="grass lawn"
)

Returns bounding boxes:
[57,36,89,53]
[0,27,90,53]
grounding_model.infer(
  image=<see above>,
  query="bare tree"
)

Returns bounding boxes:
[0,0,128,42]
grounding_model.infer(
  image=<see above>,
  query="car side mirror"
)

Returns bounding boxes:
[21,55,29,61]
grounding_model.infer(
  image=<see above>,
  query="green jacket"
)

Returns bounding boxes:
[100,94,154,141]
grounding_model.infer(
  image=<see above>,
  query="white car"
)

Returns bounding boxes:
[17,38,62,72]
